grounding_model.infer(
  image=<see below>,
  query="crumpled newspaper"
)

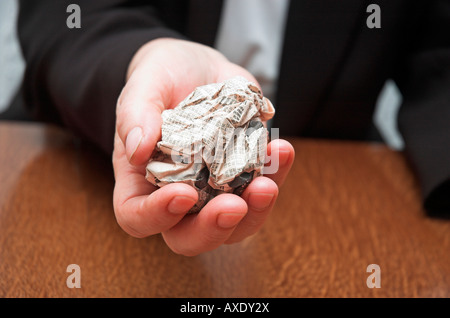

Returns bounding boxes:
[145,76,275,213]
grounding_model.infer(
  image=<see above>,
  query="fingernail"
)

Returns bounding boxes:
[217,212,245,229]
[126,127,143,161]
[168,196,197,214]
[248,193,274,211]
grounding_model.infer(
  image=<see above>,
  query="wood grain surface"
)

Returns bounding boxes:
[0,121,449,298]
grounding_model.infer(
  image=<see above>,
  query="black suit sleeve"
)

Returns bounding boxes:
[395,0,450,216]
[17,0,185,154]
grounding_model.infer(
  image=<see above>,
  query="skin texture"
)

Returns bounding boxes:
[112,38,295,256]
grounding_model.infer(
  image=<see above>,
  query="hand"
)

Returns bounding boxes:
[112,38,295,256]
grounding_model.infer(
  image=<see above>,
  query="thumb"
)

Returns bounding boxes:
[115,68,170,166]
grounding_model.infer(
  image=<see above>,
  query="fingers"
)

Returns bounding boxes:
[263,139,295,187]
[225,176,278,244]
[224,139,295,244]
[113,131,199,239]
[114,183,198,238]
[113,137,295,251]
[161,194,248,256]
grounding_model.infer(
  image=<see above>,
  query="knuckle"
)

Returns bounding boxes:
[114,114,127,141]
[199,229,228,248]
[115,94,134,138]
[165,240,199,257]
[123,225,148,238]
[116,216,148,238]
[113,200,147,238]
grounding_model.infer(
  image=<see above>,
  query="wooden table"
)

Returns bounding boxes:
[0,121,449,298]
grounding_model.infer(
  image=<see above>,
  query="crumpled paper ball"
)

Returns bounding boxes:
[145,76,275,213]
